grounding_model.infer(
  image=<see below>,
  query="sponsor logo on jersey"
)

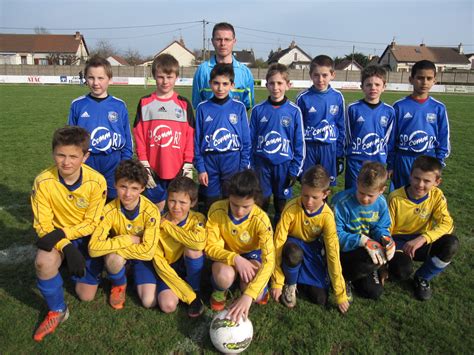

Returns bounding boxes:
[75,197,88,209]
[352,133,384,155]
[380,116,388,127]
[108,111,118,123]
[403,112,413,119]
[426,113,436,123]
[205,115,213,122]
[80,111,90,118]
[399,130,434,152]
[309,106,317,113]
[205,128,240,151]
[175,107,184,119]
[305,120,336,140]
[229,114,238,124]
[90,126,122,151]
[239,231,251,243]
[330,105,339,115]
[260,116,268,123]
[150,124,181,148]
[158,106,167,112]
[356,116,365,123]
[258,131,290,156]
[281,116,291,127]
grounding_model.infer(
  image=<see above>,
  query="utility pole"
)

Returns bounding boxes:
[202,19,207,62]
[351,45,355,70]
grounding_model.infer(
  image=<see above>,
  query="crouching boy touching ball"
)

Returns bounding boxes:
[32,126,107,342]
[271,165,349,313]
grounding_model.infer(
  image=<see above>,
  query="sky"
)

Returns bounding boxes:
[1,0,473,60]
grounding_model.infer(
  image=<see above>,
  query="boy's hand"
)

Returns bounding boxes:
[403,235,427,259]
[285,174,297,188]
[234,255,259,283]
[381,236,396,261]
[226,294,253,323]
[36,229,65,251]
[271,287,282,302]
[198,172,208,186]
[182,163,194,179]
[62,244,86,277]
[140,160,157,189]
[336,157,344,176]
[338,301,350,314]
[360,235,387,265]
[130,235,141,244]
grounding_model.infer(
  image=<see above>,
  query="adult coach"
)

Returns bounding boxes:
[192,22,255,110]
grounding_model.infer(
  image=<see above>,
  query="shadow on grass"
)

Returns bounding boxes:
[0,183,31,224]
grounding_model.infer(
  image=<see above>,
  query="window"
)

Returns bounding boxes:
[21,56,27,64]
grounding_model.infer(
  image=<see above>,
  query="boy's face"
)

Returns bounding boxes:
[310,65,335,91]
[408,168,441,199]
[210,75,234,99]
[229,195,255,221]
[53,145,89,180]
[356,183,385,206]
[86,66,110,98]
[155,69,177,97]
[361,76,386,103]
[167,191,194,222]
[266,73,290,101]
[115,178,145,210]
[212,29,236,60]
[301,185,329,213]
[409,69,436,98]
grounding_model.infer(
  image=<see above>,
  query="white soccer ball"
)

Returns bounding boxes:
[209,310,253,353]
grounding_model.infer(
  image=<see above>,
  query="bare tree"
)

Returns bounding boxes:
[34,26,50,34]
[90,39,119,58]
[122,48,143,65]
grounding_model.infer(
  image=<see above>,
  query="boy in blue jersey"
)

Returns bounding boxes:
[69,56,133,201]
[388,60,450,190]
[332,162,395,301]
[296,55,345,186]
[250,63,305,225]
[344,66,395,189]
[88,160,160,310]
[32,126,107,342]
[388,156,458,300]
[194,63,251,213]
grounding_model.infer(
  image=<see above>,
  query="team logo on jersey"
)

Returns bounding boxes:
[311,225,322,234]
[80,111,90,118]
[329,105,339,115]
[426,113,436,123]
[403,112,413,119]
[150,125,175,148]
[75,197,88,209]
[280,116,291,127]
[108,111,118,123]
[205,115,213,122]
[229,114,238,124]
[260,116,268,123]
[309,106,317,113]
[231,229,238,236]
[304,219,310,226]
[356,116,365,123]
[380,116,388,127]
[414,207,430,219]
[67,194,74,201]
[239,231,251,243]
[175,107,184,119]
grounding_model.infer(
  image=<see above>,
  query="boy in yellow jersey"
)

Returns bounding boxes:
[32,126,107,342]
[88,159,160,310]
[388,155,458,300]
[205,169,275,322]
[272,165,349,313]
[151,176,207,317]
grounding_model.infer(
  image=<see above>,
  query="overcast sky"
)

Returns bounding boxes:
[1,0,473,60]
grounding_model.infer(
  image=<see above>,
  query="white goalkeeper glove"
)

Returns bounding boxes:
[381,236,396,261]
[182,163,194,179]
[360,234,387,265]
[140,160,157,189]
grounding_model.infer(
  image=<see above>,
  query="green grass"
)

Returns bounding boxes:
[0,85,473,353]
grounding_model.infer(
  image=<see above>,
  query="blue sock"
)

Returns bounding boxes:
[37,273,66,312]
[108,266,127,286]
[282,263,301,285]
[415,256,449,281]
[185,255,204,292]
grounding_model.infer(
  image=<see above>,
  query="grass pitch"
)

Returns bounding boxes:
[0,84,473,353]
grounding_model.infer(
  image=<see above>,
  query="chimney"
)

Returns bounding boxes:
[390,41,396,49]
[420,42,426,47]
[179,37,185,47]
[458,42,464,54]
[75,31,81,40]
[290,40,296,49]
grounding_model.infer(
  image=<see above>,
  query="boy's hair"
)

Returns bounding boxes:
[411,60,437,78]
[411,155,442,177]
[84,55,113,78]
[212,22,235,39]
[210,63,235,83]
[228,169,262,202]
[167,176,199,203]
[310,55,334,74]
[361,65,387,85]
[265,63,290,82]
[301,165,331,190]
[151,53,180,77]
[357,161,387,190]
[114,159,148,187]
[52,125,90,154]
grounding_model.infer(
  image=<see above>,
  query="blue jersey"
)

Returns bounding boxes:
[194,98,251,174]
[68,94,133,159]
[296,85,345,157]
[389,96,450,167]
[192,55,255,109]
[331,188,391,252]
[345,100,395,163]
[250,98,306,177]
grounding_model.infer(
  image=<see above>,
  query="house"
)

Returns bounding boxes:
[107,55,129,66]
[153,39,195,67]
[208,49,256,67]
[367,55,380,67]
[267,41,312,69]
[0,31,89,65]
[335,59,363,71]
[465,53,474,69]
[378,42,471,72]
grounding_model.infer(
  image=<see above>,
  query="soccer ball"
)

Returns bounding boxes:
[209,310,253,353]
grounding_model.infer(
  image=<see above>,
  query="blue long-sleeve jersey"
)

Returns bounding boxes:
[250,98,306,177]
[192,55,255,109]
[331,188,391,252]
[389,96,450,167]
[194,98,251,173]
[345,100,395,163]
[296,85,345,157]
[68,94,133,159]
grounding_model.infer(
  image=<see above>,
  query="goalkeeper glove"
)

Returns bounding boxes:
[140,160,157,189]
[360,235,387,265]
[36,229,65,252]
[336,157,345,176]
[380,236,396,261]
[62,244,86,277]
[182,163,194,179]
[285,174,297,189]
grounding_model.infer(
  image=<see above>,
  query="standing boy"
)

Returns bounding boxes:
[68,56,133,200]
[88,159,160,310]
[194,63,251,212]
[250,63,305,225]
[296,55,345,186]
[389,60,450,190]
[344,65,395,189]
[32,126,107,342]
[388,155,458,300]
[134,53,195,211]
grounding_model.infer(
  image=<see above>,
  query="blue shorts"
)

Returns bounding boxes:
[241,249,262,263]
[285,236,329,289]
[144,178,172,204]
[70,237,104,285]
[86,150,122,199]
[254,158,292,200]
[200,151,241,198]
[345,157,386,190]
[391,152,418,191]
[303,142,337,186]
[133,258,185,294]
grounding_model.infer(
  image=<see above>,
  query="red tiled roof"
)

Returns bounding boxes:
[108,55,129,65]
[0,33,84,53]
[383,44,470,65]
